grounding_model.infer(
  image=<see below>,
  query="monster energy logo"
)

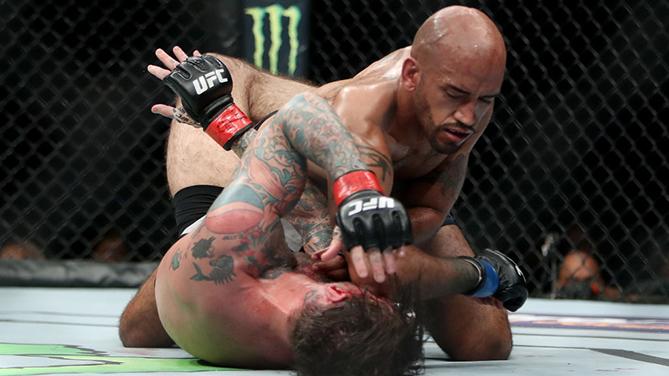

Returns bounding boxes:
[245,4,302,75]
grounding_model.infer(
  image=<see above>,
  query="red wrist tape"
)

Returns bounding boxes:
[205,104,253,150]
[333,170,383,206]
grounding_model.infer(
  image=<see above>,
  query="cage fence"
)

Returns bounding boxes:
[0,0,667,300]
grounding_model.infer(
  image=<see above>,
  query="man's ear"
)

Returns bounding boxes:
[326,285,352,303]
[401,57,419,92]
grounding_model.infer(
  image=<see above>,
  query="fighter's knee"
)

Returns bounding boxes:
[445,333,512,361]
[119,304,174,348]
[118,308,143,347]
[430,307,513,361]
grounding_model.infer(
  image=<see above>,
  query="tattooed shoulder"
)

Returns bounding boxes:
[170,250,182,271]
[190,255,237,285]
[191,237,215,259]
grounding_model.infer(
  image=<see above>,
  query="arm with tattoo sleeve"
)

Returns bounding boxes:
[159,52,333,255]
[275,92,368,181]
[230,129,332,255]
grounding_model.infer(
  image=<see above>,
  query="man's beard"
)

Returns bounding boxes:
[414,94,460,155]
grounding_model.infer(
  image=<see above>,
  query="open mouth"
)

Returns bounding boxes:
[440,127,473,144]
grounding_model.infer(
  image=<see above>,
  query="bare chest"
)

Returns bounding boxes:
[392,149,446,179]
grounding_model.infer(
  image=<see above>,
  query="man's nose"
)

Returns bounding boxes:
[454,99,477,126]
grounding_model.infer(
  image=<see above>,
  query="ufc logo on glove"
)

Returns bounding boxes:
[346,197,395,216]
[193,69,229,95]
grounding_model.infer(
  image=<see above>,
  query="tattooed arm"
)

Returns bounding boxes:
[276,92,368,180]
[231,129,332,255]
[396,155,468,245]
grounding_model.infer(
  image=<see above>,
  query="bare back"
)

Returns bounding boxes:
[155,228,297,367]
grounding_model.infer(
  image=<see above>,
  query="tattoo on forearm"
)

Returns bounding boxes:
[230,128,258,157]
[276,93,367,180]
[284,183,332,254]
[302,227,333,254]
[356,143,393,183]
[173,106,200,127]
[188,93,369,282]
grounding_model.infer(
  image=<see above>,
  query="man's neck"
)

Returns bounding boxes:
[257,272,316,346]
[387,89,424,156]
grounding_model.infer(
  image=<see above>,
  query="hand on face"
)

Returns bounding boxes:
[318,226,400,285]
[344,249,401,298]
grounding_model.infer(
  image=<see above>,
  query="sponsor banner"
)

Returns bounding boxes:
[511,313,669,333]
[243,0,310,77]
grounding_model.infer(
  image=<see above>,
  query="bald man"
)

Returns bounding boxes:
[121,6,526,361]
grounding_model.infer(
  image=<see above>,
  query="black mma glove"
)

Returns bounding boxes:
[334,170,413,251]
[163,55,253,150]
[460,248,528,312]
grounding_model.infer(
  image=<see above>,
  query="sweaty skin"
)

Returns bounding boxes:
[156,92,389,367]
[122,6,513,361]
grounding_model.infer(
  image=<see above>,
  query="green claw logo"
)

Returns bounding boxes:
[245,4,302,75]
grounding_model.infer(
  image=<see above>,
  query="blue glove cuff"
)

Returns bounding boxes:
[470,259,499,298]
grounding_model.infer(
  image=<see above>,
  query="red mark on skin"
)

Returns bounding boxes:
[206,202,263,234]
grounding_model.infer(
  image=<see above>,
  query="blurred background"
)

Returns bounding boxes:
[0,0,667,301]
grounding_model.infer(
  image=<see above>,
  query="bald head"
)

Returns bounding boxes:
[411,6,506,67]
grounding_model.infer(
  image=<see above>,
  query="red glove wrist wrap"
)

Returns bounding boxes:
[333,170,383,206]
[205,104,253,150]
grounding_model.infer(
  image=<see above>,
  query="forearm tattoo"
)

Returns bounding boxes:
[283,183,332,254]
[230,128,258,158]
[172,106,200,127]
[182,103,322,284]
[276,92,367,181]
[227,124,330,253]
[223,95,368,254]
[355,143,393,185]
[183,93,368,283]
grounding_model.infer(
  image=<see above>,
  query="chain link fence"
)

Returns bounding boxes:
[1,0,667,300]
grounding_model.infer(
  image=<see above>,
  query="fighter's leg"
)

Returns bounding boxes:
[166,52,316,195]
[119,52,317,347]
[423,225,512,360]
[118,269,173,347]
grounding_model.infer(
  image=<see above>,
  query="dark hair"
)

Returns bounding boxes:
[291,293,424,376]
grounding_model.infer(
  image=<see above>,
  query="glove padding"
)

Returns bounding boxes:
[163,55,233,127]
[465,248,528,312]
[336,190,412,251]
